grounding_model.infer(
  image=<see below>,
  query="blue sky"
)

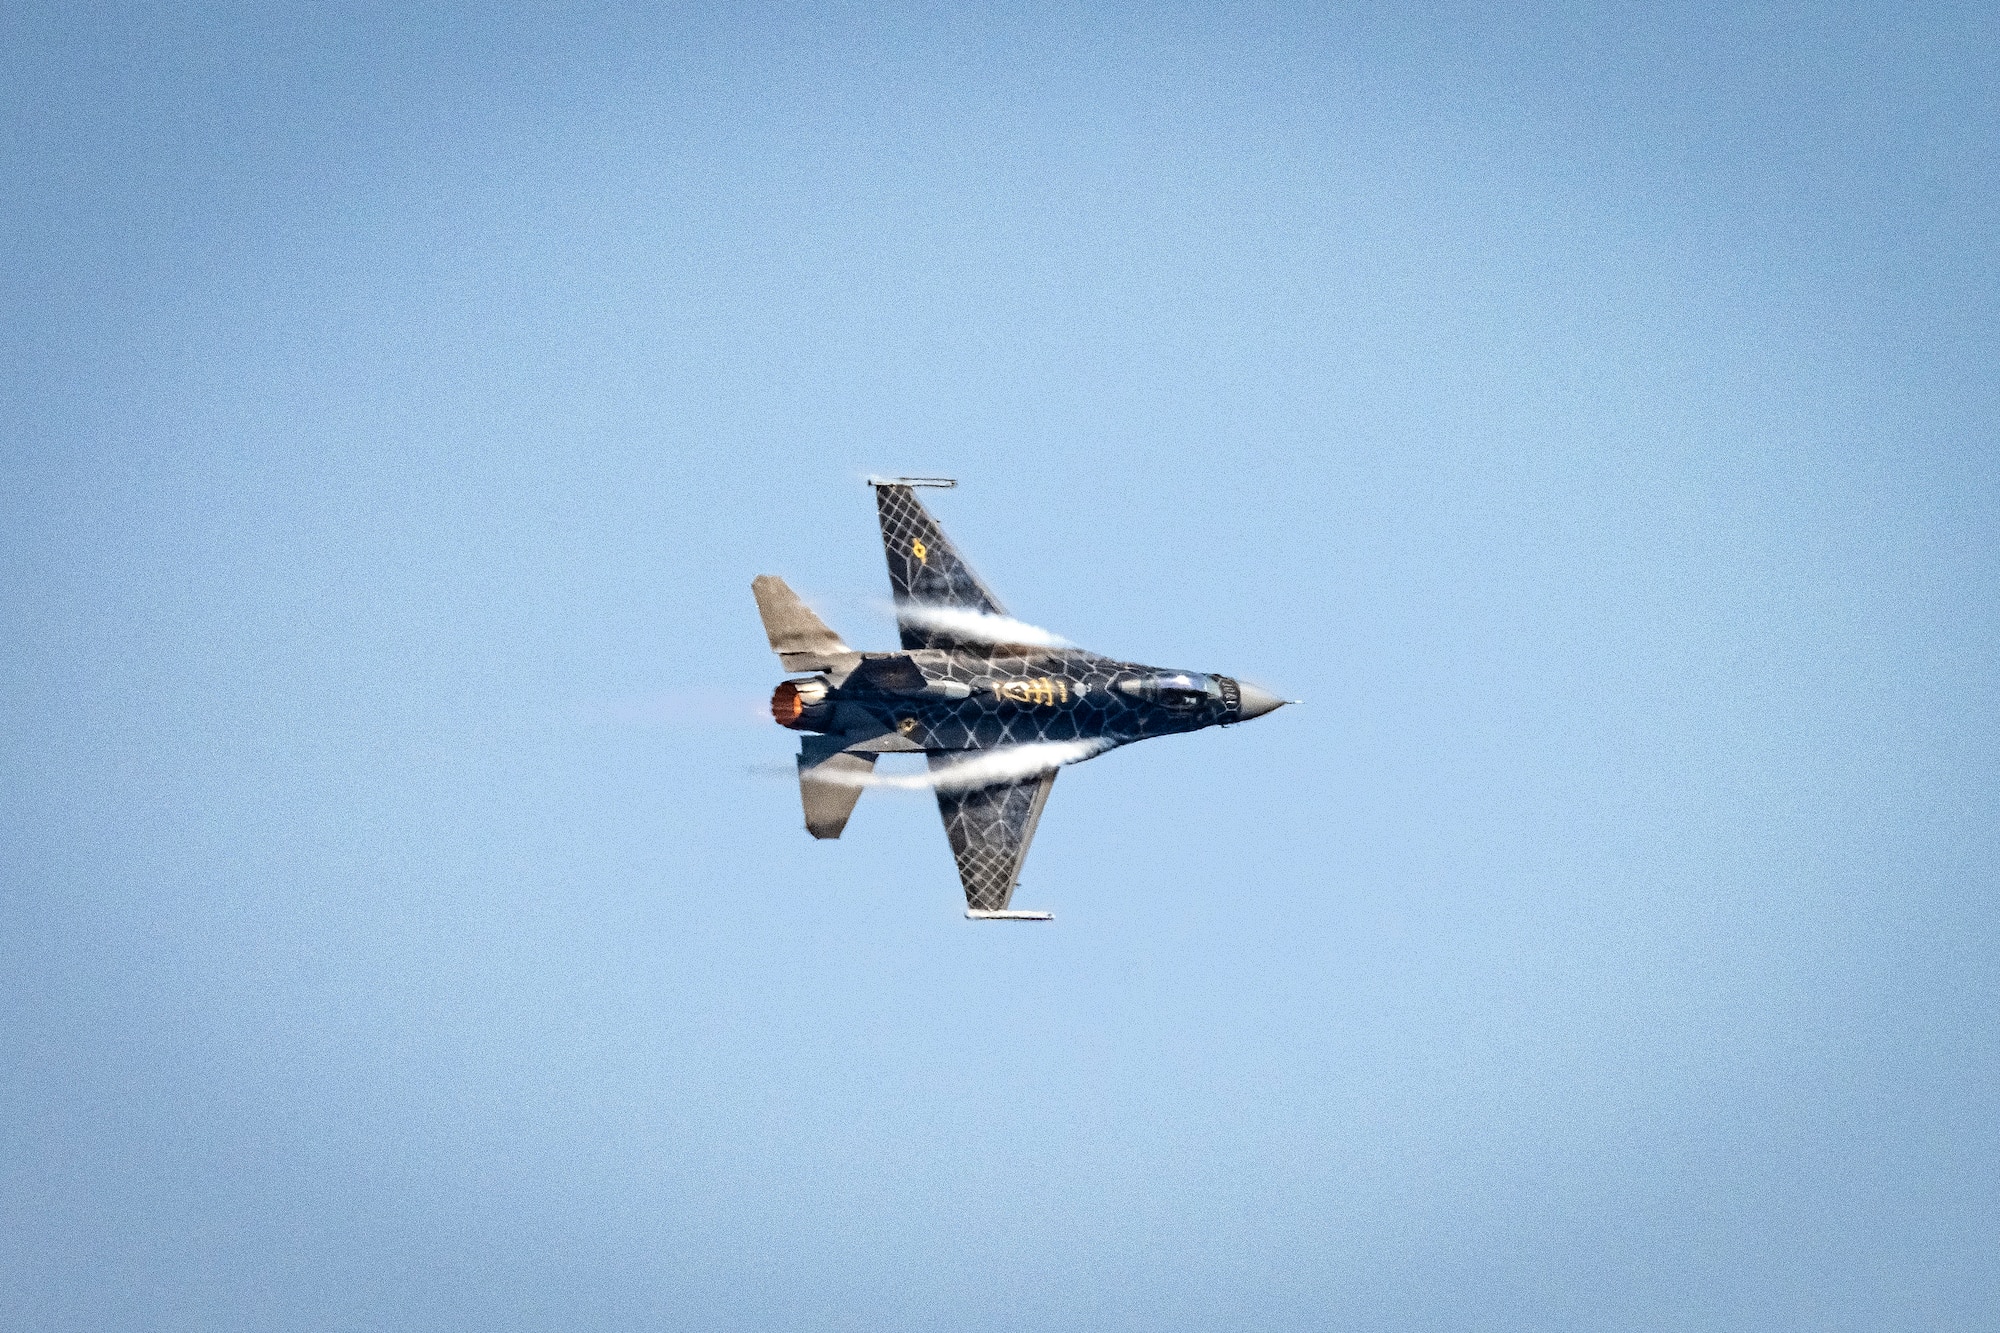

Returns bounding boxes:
[4,4,1996,1329]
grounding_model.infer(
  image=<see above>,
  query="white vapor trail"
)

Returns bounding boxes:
[893,602,1073,648]
[827,738,1113,792]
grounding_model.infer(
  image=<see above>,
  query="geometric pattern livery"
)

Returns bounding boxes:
[874,483,1007,649]
[753,479,1291,916]
[932,767,1058,912]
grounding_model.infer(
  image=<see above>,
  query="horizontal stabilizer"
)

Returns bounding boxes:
[752,575,854,671]
[797,733,873,839]
[965,910,1054,921]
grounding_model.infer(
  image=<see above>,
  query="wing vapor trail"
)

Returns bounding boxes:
[891,601,1073,648]
[822,739,1112,793]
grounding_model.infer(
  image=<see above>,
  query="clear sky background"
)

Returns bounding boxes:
[4,4,1996,1329]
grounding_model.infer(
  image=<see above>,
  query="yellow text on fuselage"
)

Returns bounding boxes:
[995,677,1069,707]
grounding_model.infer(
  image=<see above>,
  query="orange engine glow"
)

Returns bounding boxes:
[771,681,806,727]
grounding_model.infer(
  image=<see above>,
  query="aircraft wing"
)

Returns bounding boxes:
[931,761,1058,914]
[871,480,1009,649]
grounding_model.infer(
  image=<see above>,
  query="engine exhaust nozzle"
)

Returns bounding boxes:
[771,677,831,729]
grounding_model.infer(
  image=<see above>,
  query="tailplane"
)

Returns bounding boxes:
[751,575,855,672]
[797,734,873,839]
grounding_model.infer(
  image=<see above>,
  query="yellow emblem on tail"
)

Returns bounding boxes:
[911,538,927,562]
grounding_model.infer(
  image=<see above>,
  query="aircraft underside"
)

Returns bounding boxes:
[753,478,1288,918]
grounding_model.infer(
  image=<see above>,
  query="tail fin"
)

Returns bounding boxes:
[752,575,854,672]
[868,478,1009,650]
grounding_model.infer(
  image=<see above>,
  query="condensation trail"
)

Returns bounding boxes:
[824,738,1113,792]
[892,601,1073,648]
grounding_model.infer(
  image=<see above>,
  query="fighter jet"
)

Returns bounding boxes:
[754,477,1290,920]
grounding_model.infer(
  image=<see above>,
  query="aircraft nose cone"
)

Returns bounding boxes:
[1235,681,1288,721]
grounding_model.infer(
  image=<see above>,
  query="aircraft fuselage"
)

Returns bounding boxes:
[772,648,1286,753]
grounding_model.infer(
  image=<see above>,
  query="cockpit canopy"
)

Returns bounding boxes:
[1116,672,1218,710]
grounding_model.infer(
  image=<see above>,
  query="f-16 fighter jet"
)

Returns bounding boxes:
[754,478,1290,920]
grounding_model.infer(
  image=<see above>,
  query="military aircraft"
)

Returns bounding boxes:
[754,477,1290,920]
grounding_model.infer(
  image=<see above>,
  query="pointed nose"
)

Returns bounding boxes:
[1234,681,1288,721]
